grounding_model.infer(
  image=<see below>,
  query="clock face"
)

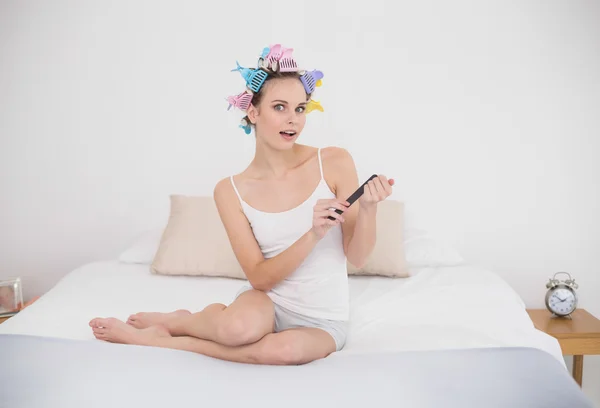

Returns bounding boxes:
[548,288,576,315]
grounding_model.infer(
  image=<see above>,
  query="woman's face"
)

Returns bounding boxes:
[248,77,308,149]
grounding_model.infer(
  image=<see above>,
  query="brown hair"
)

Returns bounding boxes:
[242,69,311,128]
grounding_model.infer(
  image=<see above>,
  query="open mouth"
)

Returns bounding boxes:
[280,130,297,139]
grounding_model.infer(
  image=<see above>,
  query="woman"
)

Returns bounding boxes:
[89,45,394,365]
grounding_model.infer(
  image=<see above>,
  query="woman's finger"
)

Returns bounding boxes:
[378,175,392,195]
[364,181,376,201]
[315,216,340,228]
[372,177,387,200]
[316,202,348,212]
[327,218,341,227]
[315,209,344,221]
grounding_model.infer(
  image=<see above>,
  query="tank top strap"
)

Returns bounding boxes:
[317,148,324,181]
[229,176,244,204]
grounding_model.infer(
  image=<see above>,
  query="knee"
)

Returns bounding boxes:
[259,336,306,365]
[216,315,267,347]
[274,341,306,365]
[203,303,226,313]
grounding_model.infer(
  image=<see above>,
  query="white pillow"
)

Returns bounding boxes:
[118,226,464,269]
[403,228,464,267]
[118,229,162,264]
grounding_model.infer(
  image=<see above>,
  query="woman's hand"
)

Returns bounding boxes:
[359,175,394,210]
[311,198,350,239]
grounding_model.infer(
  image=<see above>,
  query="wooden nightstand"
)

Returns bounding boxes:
[527,308,600,386]
[0,313,17,324]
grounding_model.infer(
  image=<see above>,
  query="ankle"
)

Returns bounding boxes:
[164,314,190,336]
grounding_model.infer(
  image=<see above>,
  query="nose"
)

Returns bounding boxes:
[287,113,296,125]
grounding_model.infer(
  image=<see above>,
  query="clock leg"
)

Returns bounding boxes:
[573,355,583,386]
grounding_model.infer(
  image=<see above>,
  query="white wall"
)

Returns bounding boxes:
[1,0,599,402]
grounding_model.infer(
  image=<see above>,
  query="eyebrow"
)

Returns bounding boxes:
[271,99,307,106]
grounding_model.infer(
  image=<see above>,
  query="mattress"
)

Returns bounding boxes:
[1,261,593,408]
[0,260,564,364]
[0,334,591,408]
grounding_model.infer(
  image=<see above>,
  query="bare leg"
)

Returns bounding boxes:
[90,317,337,365]
[90,318,172,344]
[127,309,192,328]
[112,289,274,347]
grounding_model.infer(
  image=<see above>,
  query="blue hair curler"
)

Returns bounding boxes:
[239,119,252,134]
[231,61,268,93]
[260,46,270,59]
[257,47,270,69]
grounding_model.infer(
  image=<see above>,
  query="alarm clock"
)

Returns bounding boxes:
[545,272,578,317]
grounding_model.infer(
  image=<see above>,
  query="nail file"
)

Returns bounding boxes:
[327,174,378,221]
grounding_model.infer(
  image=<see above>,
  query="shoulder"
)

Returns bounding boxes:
[320,146,355,167]
[319,146,358,193]
[318,146,355,170]
[214,176,233,197]
[213,176,241,210]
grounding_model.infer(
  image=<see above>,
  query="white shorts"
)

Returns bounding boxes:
[234,286,349,352]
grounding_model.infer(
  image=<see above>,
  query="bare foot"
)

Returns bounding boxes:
[89,317,171,346]
[126,309,191,329]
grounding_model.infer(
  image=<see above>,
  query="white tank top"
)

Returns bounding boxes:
[230,148,349,321]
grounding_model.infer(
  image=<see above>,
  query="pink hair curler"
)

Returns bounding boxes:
[265,44,282,71]
[278,47,298,72]
[226,90,253,111]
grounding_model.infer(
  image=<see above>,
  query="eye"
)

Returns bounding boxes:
[274,104,284,111]
[296,106,306,113]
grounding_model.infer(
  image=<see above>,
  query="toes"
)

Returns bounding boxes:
[92,326,109,341]
[93,330,105,339]
[126,314,140,325]
[89,318,102,328]
[93,317,120,329]
[93,318,108,328]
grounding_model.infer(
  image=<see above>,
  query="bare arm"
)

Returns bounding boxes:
[324,148,393,268]
[250,230,321,292]
[213,178,346,292]
[345,202,378,268]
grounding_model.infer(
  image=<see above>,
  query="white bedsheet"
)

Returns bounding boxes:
[0,260,565,366]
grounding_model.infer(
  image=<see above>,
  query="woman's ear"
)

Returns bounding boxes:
[247,104,258,124]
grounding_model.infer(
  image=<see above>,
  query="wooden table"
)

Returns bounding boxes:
[527,309,600,386]
[0,315,14,324]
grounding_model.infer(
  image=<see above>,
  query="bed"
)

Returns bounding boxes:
[0,259,593,407]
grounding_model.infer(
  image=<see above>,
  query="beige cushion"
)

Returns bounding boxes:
[150,195,246,279]
[346,200,409,277]
[151,195,407,279]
